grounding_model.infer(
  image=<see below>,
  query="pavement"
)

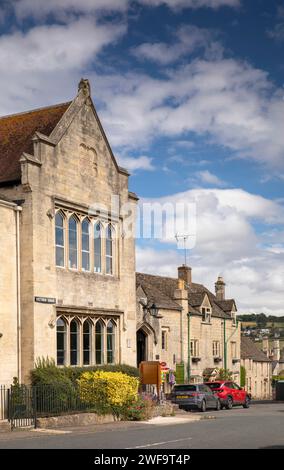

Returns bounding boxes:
[0,403,283,449]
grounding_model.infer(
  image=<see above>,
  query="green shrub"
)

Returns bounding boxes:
[120,396,154,421]
[62,364,139,386]
[78,370,139,417]
[30,360,140,417]
[215,368,233,381]
[31,360,139,387]
[31,359,79,416]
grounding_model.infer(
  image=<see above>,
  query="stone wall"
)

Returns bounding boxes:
[0,200,19,385]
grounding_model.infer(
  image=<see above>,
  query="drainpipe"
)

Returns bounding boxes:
[223,318,227,371]
[15,206,22,383]
[180,309,183,364]
[187,313,191,383]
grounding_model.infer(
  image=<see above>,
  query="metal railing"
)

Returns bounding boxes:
[1,383,112,429]
[0,385,9,420]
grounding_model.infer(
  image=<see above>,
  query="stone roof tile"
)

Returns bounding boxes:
[0,102,71,184]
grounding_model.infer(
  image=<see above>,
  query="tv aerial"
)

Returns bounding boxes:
[175,233,191,266]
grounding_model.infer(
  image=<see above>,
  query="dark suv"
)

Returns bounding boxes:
[171,383,221,412]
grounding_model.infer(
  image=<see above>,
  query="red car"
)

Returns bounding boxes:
[204,381,251,409]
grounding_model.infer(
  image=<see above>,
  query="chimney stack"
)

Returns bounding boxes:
[273,339,280,362]
[262,337,270,358]
[178,265,192,288]
[215,276,226,301]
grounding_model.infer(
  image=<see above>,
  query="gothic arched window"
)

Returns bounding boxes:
[70,319,79,365]
[81,219,90,271]
[83,320,92,365]
[106,224,114,275]
[107,320,116,364]
[94,222,102,273]
[56,317,66,365]
[68,216,78,269]
[55,212,65,267]
[95,320,104,365]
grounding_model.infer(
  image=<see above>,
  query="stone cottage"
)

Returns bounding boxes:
[136,266,241,386]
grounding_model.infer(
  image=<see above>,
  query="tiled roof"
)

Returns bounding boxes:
[187,292,206,307]
[241,336,272,362]
[136,272,233,318]
[216,299,236,312]
[136,273,181,310]
[0,102,71,184]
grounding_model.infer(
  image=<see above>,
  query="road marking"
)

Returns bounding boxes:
[126,437,193,449]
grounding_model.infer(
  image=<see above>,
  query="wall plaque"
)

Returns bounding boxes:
[35,297,56,304]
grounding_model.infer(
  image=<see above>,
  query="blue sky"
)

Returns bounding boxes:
[0,0,284,314]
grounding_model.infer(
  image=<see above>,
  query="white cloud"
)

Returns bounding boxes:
[12,0,129,20]
[132,25,223,64]
[136,188,284,315]
[0,18,126,114]
[194,170,227,187]
[116,155,155,172]
[267,23,284,42]
[138,0,240,10]
[0,19,125,73]
[267,5,284,42]
[11,0,239,20]
[91,57,284,170]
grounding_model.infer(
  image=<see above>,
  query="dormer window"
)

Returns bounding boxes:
[202,307,211,323]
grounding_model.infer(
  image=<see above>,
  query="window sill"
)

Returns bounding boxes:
[191,357,201,363]
[201,321,212,325]
[56,267,118,279]
[213,357,222,362]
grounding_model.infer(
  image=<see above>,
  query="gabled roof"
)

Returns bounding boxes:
[0,102,71,184]
[216,299,236,312]
[241,336,272,363]
[136,272,233,319]
[188,292,209,308]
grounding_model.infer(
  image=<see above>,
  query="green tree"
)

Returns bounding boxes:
[256,313,267,328]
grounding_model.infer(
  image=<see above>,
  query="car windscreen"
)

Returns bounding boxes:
[173,385,196,392]
[205,383,222,390]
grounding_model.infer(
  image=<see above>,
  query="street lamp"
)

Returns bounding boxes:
[149,303,159,317]
[140,299,159,318]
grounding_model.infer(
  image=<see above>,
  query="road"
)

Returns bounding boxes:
[0,403,283,449]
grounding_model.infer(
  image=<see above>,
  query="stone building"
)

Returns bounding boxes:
[136,266,241,386]
[262,338,284,378]
[0,79,138,385]
[0,196,21,385]
[241,336,272,399]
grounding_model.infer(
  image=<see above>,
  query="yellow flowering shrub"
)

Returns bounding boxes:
[78,371,139,411]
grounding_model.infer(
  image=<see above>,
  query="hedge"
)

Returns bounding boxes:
[31,359,139,387]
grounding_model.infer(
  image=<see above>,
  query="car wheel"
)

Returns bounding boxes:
[201,400,207,412]
[226,397,233,410]
[216,399,221,411]
[243,397,250,409]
